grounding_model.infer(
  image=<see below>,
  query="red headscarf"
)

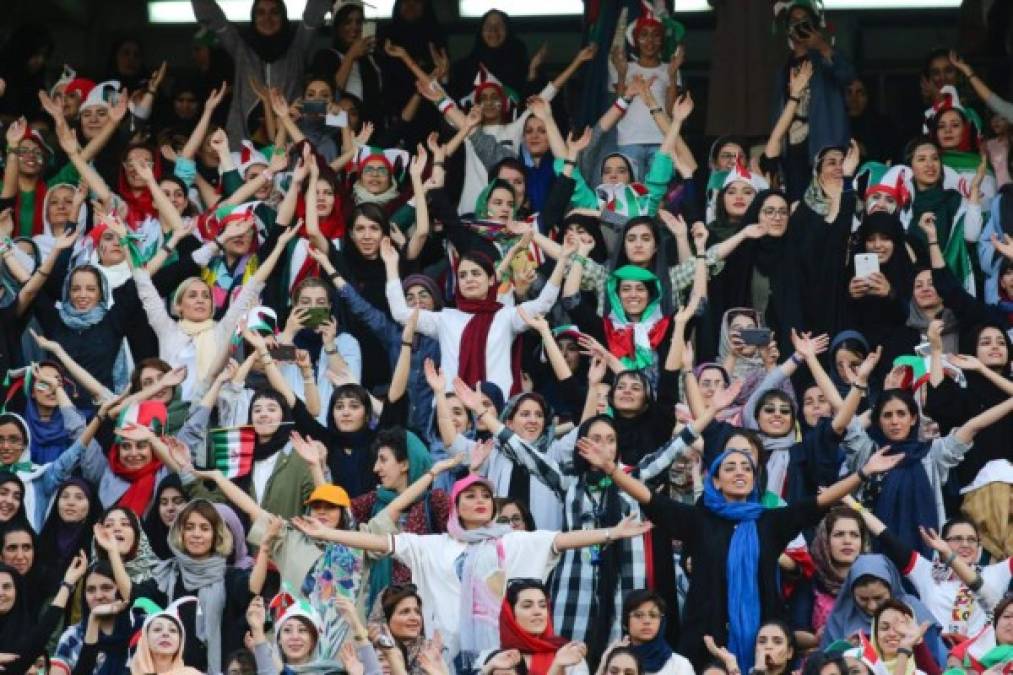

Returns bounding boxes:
[13,128,50,236]
[108,449,163,517]
[498,596,568,675]
[455,254,522,395]
[117,145,162,230]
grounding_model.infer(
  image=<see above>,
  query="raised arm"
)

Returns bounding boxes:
[17,226,79,316]
[30,328,114,402]
[552,512,651,552]
[816,448,902,508]
[289,516,392,553]
[179,83,227,160]
[520,309,573,382]
[765,61,811,159]
[382,455,464,523]
[388,310,418,404]
[831,346,881,435]
[250,217,300,286]
[52,119,112,204]
[792,328,845,411]
[550,44,597,93]
[954,391,1013,446]
[405,145,432,261]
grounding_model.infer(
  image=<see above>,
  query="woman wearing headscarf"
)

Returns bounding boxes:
[0,472,28,527]
[191,0,332,145]
[109,499,252,674]
[0,554,86,675]
[350,427,450,606]
[125,602,205,675]
[598,590,694,675]
[580,424,902,671]
[143,474,186,560]
[291,472,649,672]
[53,560,134,675]
[450,10,529,104]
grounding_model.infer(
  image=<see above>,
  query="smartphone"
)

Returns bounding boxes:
[325,110,348,128]
[739,327,773,347]
[362,21,377,40]
[302,307,331,329]
[302,99,327,116]
[269,345,297,361]
[854,253,880,278]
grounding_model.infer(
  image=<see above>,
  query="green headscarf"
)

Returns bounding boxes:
[604,266,666,371]
[909,185,970,286]
[367,430,432,606]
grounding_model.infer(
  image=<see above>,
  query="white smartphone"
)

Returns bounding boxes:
[362,21,377,40]
[854,253,880,278]
[325,110,348,128]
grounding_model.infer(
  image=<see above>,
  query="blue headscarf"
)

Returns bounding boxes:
[703,449,765,673]
[58,264,110,329]
[867,424,935,558]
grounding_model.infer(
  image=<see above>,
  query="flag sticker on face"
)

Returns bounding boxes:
[205,426,256,479]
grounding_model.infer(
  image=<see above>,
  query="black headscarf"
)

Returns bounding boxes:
[0,24,53,118]
[0,522,42,620]
[243,0,296,64]
[450,10,529,99]
[607,216,675,315]
[0,562,32,649]
[104,36,147,92]
[324,384,377,498]
[247,389,294,462]
[852,211,916,301]
[37,478,102,595]
[0,472,28,527]
[379,0,445,59]
[142,474,185,560]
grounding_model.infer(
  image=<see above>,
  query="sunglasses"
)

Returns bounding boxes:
[761,405,793,416]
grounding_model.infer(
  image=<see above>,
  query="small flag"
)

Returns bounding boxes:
[205,425,257,479]
[857,631,891,675]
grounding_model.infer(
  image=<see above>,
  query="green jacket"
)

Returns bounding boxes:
[187,448,315,521]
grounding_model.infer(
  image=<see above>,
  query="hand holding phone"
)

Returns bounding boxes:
[854,253,880,279]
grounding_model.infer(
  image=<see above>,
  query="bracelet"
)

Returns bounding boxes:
[604,528,613,543]
[261,356,274,366]
[944,551,958,567]
[302,377,314,385]
[695,254,706,260]
[35,268,49,277]
[613,96,632,113]
[328,271,341,281]
[852,381,868,392]
[788,95,801,103]
[927,240,938,246]
[896,648,913,658]
[324,345,338,355]
[401,340,413,348]
[61,580,76,593]
[563,158,577,167]
[436,97,456,114]
[856,466,869,482]
[790,353,804,365]
[433,161,445,168]
[649,106,663,115]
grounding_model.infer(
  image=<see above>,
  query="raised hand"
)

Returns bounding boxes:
[552,642,588,668]
[742,223,769,239]
[246,595,267,632]
[384,40,408,60]
[917,212,938,240]
[4,117,26,147]
[611,514,653,539]
[668,43,685,78]
[290,515,330,539]
[587,354,606,386]
[576,436,613,471]
[432,454,465,475]
[948,49,973,78]
[469,438,493,474]
[852,345,882,385]
[379,237,399,266]
[526,96,551,121]
[710,379,744,411]
[658,209,688,239]
[918,526,953,559]
[565,127,592,157]
[340,642,365,675]
[863,446,903,476]
[452,377,485,411]
[672,91,694,123]
[63,550,88,584]
[423,358,445,392]
[92,523,117,552]
[947,354,984,373]
[410,144,428,182]
[926,318,944,352]
[205,81,228,113]
[843,139,861,176]
[517,307,549,334]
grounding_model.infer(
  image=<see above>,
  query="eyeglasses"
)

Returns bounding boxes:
[761,405,793,416]
[945,536,979,545]
[362,165,390,177]
[496,514,525,525]
[760,207,789,218]
[718,152,742,162]
[0,436,24,447]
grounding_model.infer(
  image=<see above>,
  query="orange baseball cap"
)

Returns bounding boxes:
[305,484,350,508]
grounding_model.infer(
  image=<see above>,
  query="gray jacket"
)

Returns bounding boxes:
[191,0,331,148]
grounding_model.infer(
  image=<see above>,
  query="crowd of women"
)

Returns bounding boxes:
[0,1,1012,675]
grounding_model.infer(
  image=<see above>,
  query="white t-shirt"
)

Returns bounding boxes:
[904,554,1013,636]
[392,530,560,659]
[608,61,670,146]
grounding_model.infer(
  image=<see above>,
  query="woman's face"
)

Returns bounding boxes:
[513,588,549,635]
[497,503,527,531]
[496,167,526,206]
[296,285,331,313]
[251,398,284,437]
[404,284,435,311]
[865,233,894,264]
[697,367,727,402]
[558,338,581,372]
[602,156,631,185]
[618,280,650,318]
[32,365,62,409]
[481,12,507,49]
[478,87,504,123]
[723,182,757,218]
[124,148,154,189]
[457,259,494,300]
[182,510,215,558]
[996,604,1013,645]
[176,280,213,321]
[308,501,343,528]
[337,8,364,48]
[623,224,656,265]
[15,139,45,178]
[486,187,515,222]
[57,485,90,523]
[280,619,316,663]
[712,449,755,501]
[80,106,110,139]
[46,186,75,226]
[102,510,137,556]
[758,196,789,237]
[350,216,384,259]
[755,625,793,672]
[636,23,663,59]
[818,151,845,186]
[445,394,470,435]
[84,571,118,610]
[584,420,617,465]
[333,395,367,433]
[98,228,126,266]
[507,399,545,442]
[729,314,758,357]
[877,398,917,442]
[846,80,869,117]
[866,191,898,215]
[912,269,941,310]
[159,487,186,528]
[247,164,273,200]
[944,522,981,565]
[373,447,408,491]
[935,110,966,150]
[0,480,23,522]
[0,421,26,468]
[254,0,285,37]
[834,348,862,384]
[457,484,494,528]
[627,600,662,644]
[304,80,333,103]
[139,366,174,404]
[875,608,911,660]
[399,0,424,21]
[118,439,153,471]
[524,117,548,157]
[976,327,1008,369]
[159,180,188,216]
[910,143,941,188]
[853,580,891,617]
[173,91,199,121]
[828,516,863,566]
[756,397,793,438]
[0,572,13,615]
[801,385,831,426]
[613,374,647,414]
[70,269,102,312]
[1001,268,1013,298]
[147,617,182,657]
[316,180,337,215]
[115,41,142,77]
[361,159,392,195]
[1,531,33,575]
[388,596,423,640]
[606,654,639,675]
[715,143,745,171]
